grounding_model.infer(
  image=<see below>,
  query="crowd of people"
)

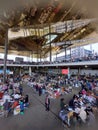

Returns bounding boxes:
[0,75,29,117]
[22,72,98,129]
[59,74,98,129]
[0,71,98,130]
[27,73,73,99]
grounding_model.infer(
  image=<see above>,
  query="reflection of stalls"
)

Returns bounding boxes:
[27,76,73,99]
[22,75,30,82]
[46,79,72,99]
[46,81,61,98]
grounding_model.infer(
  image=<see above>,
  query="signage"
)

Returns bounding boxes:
[62,69,69,74]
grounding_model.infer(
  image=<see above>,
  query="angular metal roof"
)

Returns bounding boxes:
[0,0,98,58]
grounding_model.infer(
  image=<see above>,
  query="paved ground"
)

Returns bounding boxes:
[0,85,97,130]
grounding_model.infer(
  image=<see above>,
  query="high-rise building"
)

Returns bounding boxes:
[71,47,92,59]
[54,47,92,62]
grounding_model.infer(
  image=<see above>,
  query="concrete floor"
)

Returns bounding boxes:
[0,85,97,130]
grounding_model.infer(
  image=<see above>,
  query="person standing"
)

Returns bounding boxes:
[19,84,23,95]
[38,86,42,96]
[3,99,10,117]
[45,95,50,111]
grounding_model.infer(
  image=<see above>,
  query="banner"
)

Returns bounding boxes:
[62,69,69,74]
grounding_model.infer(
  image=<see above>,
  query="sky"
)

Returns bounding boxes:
[84,43,98,53]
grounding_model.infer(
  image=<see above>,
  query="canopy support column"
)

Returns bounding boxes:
[65,46,67,62]
[3,29,8,83]
[70,47,71,62]
[40,51,41,62]
[78,67,81,76]
[49,24,52,62]
[29,66,32,76]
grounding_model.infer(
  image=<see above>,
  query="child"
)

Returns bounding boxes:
[20,100,24,115]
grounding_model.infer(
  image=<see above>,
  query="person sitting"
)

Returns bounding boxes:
[20,100,24,115]
[11,100,19,109]
[24,95,29,107]
[60,98,66,110]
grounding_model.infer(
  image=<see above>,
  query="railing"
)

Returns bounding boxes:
[0,59,98,67]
